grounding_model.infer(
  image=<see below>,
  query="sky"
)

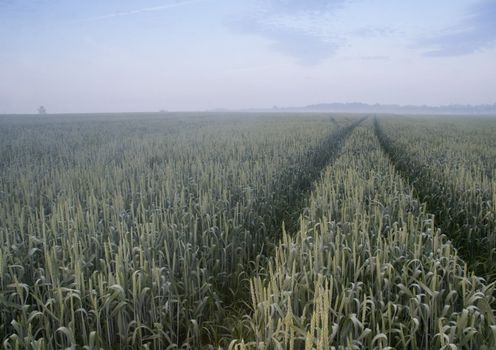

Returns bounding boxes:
[0,0,495,113]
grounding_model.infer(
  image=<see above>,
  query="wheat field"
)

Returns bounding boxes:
[0,113,494,349]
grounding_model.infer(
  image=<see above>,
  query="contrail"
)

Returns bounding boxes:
[76,0,206,22]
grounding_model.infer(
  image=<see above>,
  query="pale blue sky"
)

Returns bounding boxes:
[0,0,495,113]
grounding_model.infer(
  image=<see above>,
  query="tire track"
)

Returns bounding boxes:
[374,117,493,279]
[262,116,366,239]
[215,117,366,346]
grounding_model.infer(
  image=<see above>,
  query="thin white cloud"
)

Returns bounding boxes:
[420,0,496,56]
[76,0,206,23]
[226,1,346,65]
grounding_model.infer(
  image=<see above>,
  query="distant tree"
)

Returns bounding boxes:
[37,106,47,115]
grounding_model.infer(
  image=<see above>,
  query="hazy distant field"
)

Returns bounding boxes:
[0,113,495,349]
